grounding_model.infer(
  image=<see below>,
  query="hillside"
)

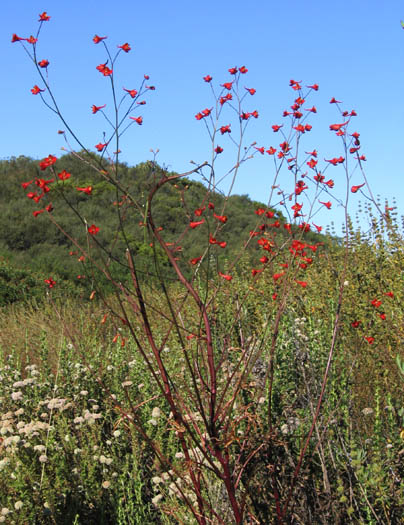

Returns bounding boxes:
[0,154,323,305]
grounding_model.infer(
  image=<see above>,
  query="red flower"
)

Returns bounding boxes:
[215,146,223,154]
[307,158,317,169]
[33,209,44,217]
[220,125,231,134]
[325,179,334,188]
[38,59,49,68]
[129,116,143,125]
[379,313,386,320]
[21,180,33,189]
[57,170,71,181]
[330,97,342,104]
[251,110,259,118]
[96,63,113,76]
[190,256,202,265]
[203,75,212,82]
[213,213,227,223]
[272,124,283,132]
[260,256,269,264]
[228,67,238,75]
[266,147,277,155]
[319,201,332,209]
[92,104,106,113]
[371,299,382,308]
[44,277,56,288]
[245,87,256,95]
[351,183,365,193]
[45,203,53,213]
[330,122,348,132]
[305,106,317,113]
[95,143,107,152]
[254,146,265,154]
[273,272,285,281]
[307,84,319,91]
[76,186,92,195]
[124,88,138,98]
[31,85,45,95]
[221,82,233,90]
[296,280,308,288]
[239,66,248,74]
[11,34,25,43]
[118,43,131,53]
[93,35,107,44]
[351,321,360,328]
[365,336,375,344]
[312,223,322,233]
[208,202,215,209]
[384,291,394,298]
[189,220,205,229]
[88,224,100,235]
[219,272,232,281]
[38,12,51,21]
[39,155,57,171]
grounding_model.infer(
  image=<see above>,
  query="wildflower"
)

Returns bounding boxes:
[93,35,107,44]
[129,116,143,125]
[14,501,23,510]
[213,213,227,223]
[319,200,332,209]
[44,278,56,288]
[88,224,100,235]
[272,124,283,132]
[95,142,107,152]
[118,42,131,52]
[31,85,45,95]
[203,75,212,82]
[365,336,375,344]
[239,66,248,73]
[38,12,51,21]
[102,481,111,489]
[189,220,204,229]
[39,454,48,463]
[57,170,71,180]
[330,97,342,104]
[221,82,233,90]
[152,494,163,505]
[220,124,231,134]
[76,186,92,194]
[96,63,113,76]
[39,154,57,170]
[245,87,256,95]
[215,146,223,154]
[351,183,365,193]
[371,299,382,308]
[124,88,137,98]
[92,104,106,113]
[38,59,49,68]
[11,34,25,42]
[219,272,232,281]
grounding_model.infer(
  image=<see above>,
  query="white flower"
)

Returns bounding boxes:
[0,508,10,516]
[152,494,163,506]
[39,454,48,463]
[34,444,46,452]
[151,407,161,419]
[113,430,121,438]
[102,481,111,489]
[14,501,23,510]
[11,391,23,401]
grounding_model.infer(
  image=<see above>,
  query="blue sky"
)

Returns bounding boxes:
[2,1,404,233]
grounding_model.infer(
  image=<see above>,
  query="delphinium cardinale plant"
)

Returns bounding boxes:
[11,11,394,524]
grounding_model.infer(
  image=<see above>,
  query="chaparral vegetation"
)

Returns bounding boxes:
[1,11,404,525]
